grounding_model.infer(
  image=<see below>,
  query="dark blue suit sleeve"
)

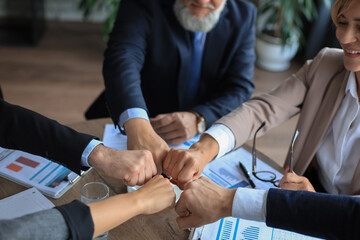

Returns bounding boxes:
[266,188,360,240]
[56,200,94,240]
[192,1,256,126]
[0,99,95,174]
[103,0,151,124]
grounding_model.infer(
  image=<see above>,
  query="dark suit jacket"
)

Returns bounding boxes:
[0,99,95,174]
[103,0,256,127]
[266,188,360,240]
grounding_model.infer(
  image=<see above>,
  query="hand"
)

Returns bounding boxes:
[175,176,236,229]
[150,112,197,145]
[279,171,316,192]
[134,175,176,215]
[125,118,169,173]
[163,134,219,189]
[88,144,156,186]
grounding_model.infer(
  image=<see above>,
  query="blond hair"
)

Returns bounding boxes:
[331,0,354,25]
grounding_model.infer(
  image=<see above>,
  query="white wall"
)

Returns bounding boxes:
[0,0,111,22]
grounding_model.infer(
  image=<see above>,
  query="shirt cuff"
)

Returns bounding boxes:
[232,188,268,222]
[119,108,150,128]
[81,139,103,167]
[205,124,235,159]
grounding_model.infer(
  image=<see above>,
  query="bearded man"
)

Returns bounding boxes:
[89,0,256,172]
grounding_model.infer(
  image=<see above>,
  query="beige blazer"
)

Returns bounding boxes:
[217,48,360,195]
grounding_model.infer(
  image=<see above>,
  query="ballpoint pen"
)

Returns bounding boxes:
[289,130,299,173]
[239,162,256,188]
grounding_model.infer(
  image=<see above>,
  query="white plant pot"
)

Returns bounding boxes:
[255,35,299,72]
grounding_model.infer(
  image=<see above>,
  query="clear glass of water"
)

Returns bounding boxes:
[80,182,110,240]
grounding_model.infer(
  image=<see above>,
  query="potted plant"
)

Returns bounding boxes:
[79,0,121,41]
[255,0,331,71]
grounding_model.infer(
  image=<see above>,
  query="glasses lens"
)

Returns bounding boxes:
[254,171,276,182]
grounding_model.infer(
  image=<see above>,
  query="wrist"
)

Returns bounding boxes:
[125,118,154,136]
[190,134,219,165]
[128,189,147,215]
[221,188,237,218]
[88,144,107,169]
[189,110,207,134]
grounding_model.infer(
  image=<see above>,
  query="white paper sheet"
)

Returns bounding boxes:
[102,124,200,150]
[0,187,54,220]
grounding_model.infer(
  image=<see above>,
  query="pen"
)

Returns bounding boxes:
[289,130,299,172]
[239,162,256,188]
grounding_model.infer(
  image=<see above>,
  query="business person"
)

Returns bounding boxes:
[0,175,176,240]
[175,176,360,240]
[0,98,156,186]
[87,0,256,171]
[164,0,360,195]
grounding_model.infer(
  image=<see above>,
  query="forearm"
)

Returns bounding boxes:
[87,191,143,238]
[266,188,360,240]
[0,99,94,174]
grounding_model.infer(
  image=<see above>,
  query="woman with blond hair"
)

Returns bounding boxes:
[166,0,360,196]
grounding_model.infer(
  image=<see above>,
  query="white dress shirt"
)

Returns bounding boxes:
[317,72,360,194]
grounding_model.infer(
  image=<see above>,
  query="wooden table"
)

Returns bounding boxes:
[0,118,283,240]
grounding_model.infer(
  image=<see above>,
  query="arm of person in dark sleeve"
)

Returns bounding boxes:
[192,2,256,127]
[56,200,94,240]
[266,188,360,240]
[0,98,95,174]
[103,0,151,124]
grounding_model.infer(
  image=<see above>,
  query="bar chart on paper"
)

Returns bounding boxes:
[0,147,80,198]
[192,217,322,240]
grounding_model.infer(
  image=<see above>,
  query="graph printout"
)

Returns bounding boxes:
[193,149,323,240]
[192,217,323,240]
[0,147,79,198]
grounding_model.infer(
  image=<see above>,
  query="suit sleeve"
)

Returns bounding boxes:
[0,99,95,174]
[215,48,335,149]
[266,188,360,240]
[103,0,151,124]
[192,2,256,126]
[0,201,93,240]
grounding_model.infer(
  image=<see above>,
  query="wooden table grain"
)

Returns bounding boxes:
[0,118,283,240]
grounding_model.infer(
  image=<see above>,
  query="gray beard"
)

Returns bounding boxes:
[173,0,227,33]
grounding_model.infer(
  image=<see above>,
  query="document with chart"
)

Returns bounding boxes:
[192,148,322,240]
[0,147,83,198]
[192,217,322,240]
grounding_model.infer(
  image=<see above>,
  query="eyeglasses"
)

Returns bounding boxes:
[251,122,299,187]
[251,122,279,187]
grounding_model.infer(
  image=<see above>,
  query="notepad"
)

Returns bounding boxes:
[0,147,87,198]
